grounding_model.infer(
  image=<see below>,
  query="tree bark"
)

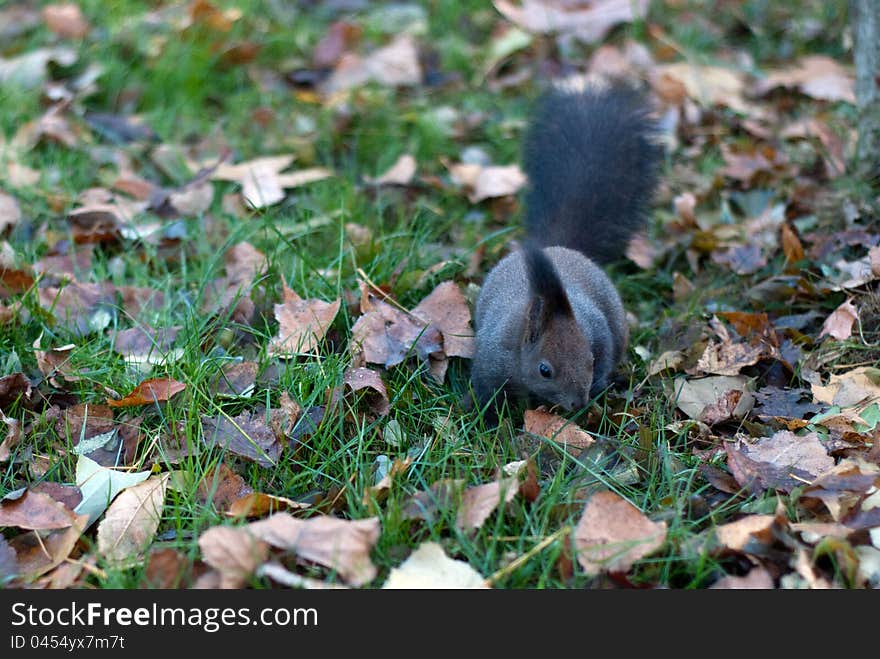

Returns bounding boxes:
[850,0,880,173]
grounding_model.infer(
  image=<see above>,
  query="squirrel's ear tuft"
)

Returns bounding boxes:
[523,243,572,317]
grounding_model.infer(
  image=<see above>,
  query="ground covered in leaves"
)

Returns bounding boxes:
[1,0,879,589]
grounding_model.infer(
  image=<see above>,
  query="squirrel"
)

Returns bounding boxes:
[471,78,662,414]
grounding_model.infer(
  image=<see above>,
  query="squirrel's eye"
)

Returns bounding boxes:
[539,362,552,378]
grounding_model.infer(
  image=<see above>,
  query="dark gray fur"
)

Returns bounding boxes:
[471,80,660,413]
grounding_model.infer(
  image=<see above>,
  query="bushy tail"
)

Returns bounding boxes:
[523,79,662,264]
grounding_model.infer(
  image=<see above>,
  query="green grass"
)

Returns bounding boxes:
[0,0,873,589]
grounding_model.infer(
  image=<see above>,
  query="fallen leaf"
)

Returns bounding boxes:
[343,367,390,416]
[312,20,362,68]
[42,3,90,39]
[38,281,117,337]
[209,155,330,209]
[819,298,859,341]
[268,282,340,356]
[365,154,417,185]
[653,62,752,113]
[211,361,258,397]
[494,0,648,44]
[168,181,214,216]
[107,378,186,408]
[811,367,880,410]
[726,431,833,494]
[574,491,667,575]
[9,513,88,581]
[711,244,767,275]
[256,562,349,589]
[0,372,31,409]
[323,34,422,93]
[226,493,310,519]
[752,386,821,420]
[755,55,855,104]
[201,411,281,468]
[411,281,475,359]
[0,536,18,584]
[350,284,443,368]
[0,490,77,530]
[247,513,380,586]
[693,340,765,376]
[401,478,466,523]
[0,46,77,89]
[524,408,594,453]
[0,191,21,234]
[196,463,254,511]
[96,474,169,564]
[112,326,181,367]
[710,566,774,589]
[714,514,778,553]
[382,542,488,588]
[456,477,519,530]
[73,454,151,527]
[142,547,192,589]
[198,525,269,589]
[671,376,754,424]
[30,482,82,512]
[447,162,527,203]
[0,412,21,462]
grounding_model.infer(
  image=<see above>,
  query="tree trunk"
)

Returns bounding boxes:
[850,0,880,174]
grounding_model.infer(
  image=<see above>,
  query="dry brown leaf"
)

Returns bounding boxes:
[226,493,310,519]
[710,566,774,589]
[411,281,475,359]
[671,375,754,424]
[0,536,17,583]
[343,367,390,416]
[781,222,805,265]
[211,361,257,397]
[42,3,90,39]
[197,463,254,511]
[350,284,443,368]
[755,55,855,104]
[362,457,412,508]
[168,181,214,216]
[447,162,527,203]
[107,378,186,408]
[269,282,340,356]
[198,525,269,589]
[811,367,880,410]
[494,0,648,44]
[312,20,362,69]
[323,34,422,93]
[247,513,380,586]
[382,542,488,588]
[819,298,859,341]
[715,514,778,552]
[201,411,281,468]
[401,478,465,523]
[524,408,594,454]
[0,191,21,234]
[96,473,169,564]
[726,431,834,494]
[142,547,192,589]
[9,513,88,582]
[693,340,765,376]
[0,490,77,530]
[113,326,181,366]
[38,281,116,337]
[365,154,417,185]
[653,62,752,114]
[574,491,667,575]
[0,412,22,462]
[456,477,518,530]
